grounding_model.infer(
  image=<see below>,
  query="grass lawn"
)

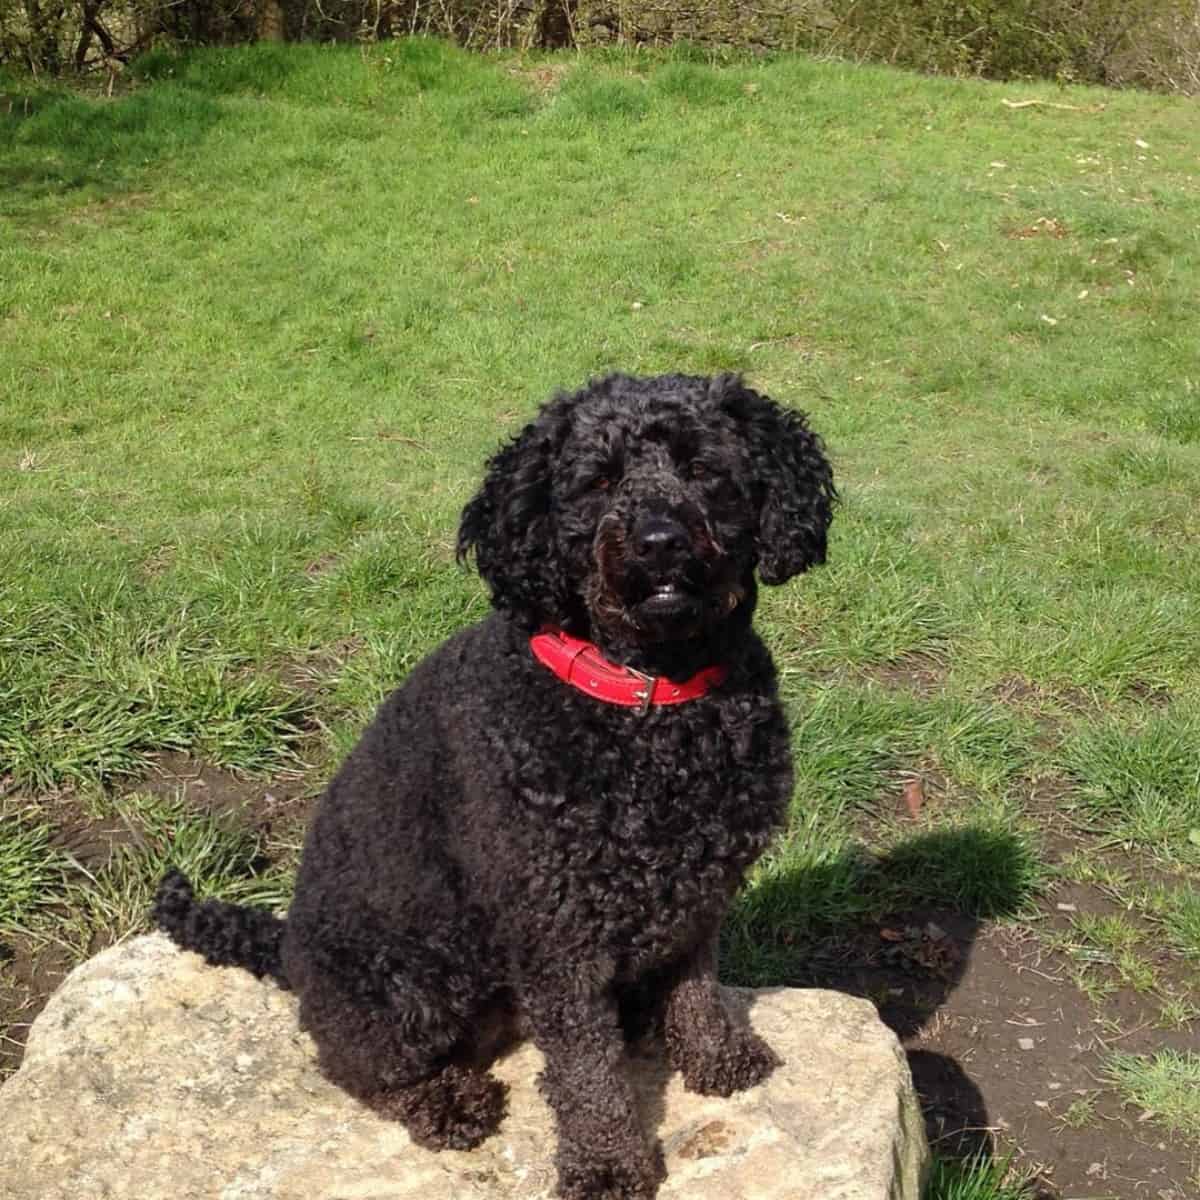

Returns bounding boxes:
[2,38,1199,1198]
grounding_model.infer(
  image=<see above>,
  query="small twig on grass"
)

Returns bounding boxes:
[1002,98,1106,113]
[347,434,429,451]
[112,807,150,854]
[60,852,99,887]
[927,1123,1006,1145]
[748,335,804,352]
[1090,1020,1153,1051]
[1012,964,1066,984]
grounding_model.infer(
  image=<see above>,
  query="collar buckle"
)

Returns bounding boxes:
[628,667,656,717]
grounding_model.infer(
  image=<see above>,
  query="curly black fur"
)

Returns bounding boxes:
[154,867,288,987]
[156,372,835,1199]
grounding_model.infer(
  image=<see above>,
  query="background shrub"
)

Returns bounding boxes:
[0,0,1197,96]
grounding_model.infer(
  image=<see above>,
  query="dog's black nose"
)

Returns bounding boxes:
[633,516,688,561]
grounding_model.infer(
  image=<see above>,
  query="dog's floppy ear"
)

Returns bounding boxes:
[457,401,570,629]
[713,375,836,585]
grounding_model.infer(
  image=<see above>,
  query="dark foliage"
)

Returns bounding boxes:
[3,0,1196,95]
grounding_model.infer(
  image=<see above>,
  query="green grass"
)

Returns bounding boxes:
[1056,708,1200,860]
[0,30,1193,905]
[1105,1051,1200,1142]
[4,48,1199,786]
[1057,1093,1098,1131]
[64,792,293,950]
[0,808,67,927]
[1142,885,1200,961]
[924,1153,1032,1200]
[0,601,314,787]
[1040,866,1200,1026]
[1066,912,1158,993]
[7,789,292,961]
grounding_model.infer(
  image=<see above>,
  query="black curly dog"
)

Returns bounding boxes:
[156,372,835,1200]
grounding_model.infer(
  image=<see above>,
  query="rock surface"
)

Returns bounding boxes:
[0,934,928,1199]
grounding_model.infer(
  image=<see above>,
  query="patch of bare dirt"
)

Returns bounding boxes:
[985,672,1157,721]
[128,751,316,835]
[66,190,155,226]
[129,752,315,906]
[740,237,792,262]
[47,793,148,871]
[0,936,75,1078]
[138,543,175,579]
[1008,216,1071,240]
[303,551,341,579]
[279,634,364,694]
[508,63,570,94]
[1127,679,1172,709]
[857,652,949,698]
[990,673,1047,707]
[747,333,816,358]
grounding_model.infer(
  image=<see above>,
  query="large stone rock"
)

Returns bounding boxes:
[0,934,927,1199]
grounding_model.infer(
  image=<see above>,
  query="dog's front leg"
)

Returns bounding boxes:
[664,933,779,1096]
[524,977,659,1200]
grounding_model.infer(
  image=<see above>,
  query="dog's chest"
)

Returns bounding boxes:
[507,701,787,964]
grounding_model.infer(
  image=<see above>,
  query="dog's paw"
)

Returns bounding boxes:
[376,1064,508,1151]
[677,1028,780,1098]
[556,1151,660,1200]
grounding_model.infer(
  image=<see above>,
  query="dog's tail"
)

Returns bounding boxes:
[154,868,290,988]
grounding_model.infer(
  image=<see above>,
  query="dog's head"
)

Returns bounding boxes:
[457,373,835,653]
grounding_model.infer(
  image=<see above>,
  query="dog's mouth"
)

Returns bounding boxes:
[637,583,699,619]
[628,575,744,637]
[629,584,703,639]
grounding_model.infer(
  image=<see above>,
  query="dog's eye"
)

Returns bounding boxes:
[689,461,708,481]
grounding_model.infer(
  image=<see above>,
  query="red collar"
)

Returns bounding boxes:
[529,628,727,715]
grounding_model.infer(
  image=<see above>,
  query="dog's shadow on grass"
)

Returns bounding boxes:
[722,826,1038,1163]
